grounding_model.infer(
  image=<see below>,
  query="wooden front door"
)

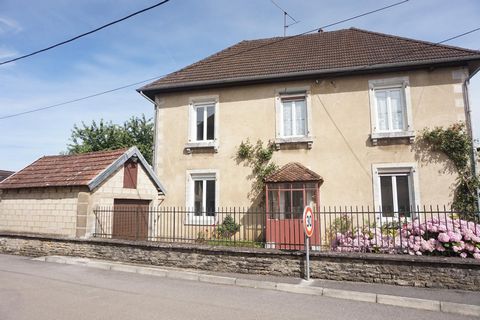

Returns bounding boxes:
[113,199,150,240]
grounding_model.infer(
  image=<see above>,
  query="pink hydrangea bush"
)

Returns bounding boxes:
[331,216,480,259]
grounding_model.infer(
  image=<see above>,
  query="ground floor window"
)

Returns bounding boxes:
[373,163,418,219]
[187,170,217,224]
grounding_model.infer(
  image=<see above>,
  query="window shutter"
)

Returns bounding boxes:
[123,161,138,189]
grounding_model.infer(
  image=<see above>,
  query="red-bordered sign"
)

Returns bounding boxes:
[303,206,314,238]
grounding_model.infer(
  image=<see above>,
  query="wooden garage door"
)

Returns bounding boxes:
[113,199,150,241]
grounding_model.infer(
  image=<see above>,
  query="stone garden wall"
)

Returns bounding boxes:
[1,232,479,291]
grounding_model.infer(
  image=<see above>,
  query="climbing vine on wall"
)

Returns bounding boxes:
[419,123,479,219]
[235,139,278,202]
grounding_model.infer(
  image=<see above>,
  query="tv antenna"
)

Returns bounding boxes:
[270,0,300,36]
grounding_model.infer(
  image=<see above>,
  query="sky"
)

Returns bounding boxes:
[1,0,480,171]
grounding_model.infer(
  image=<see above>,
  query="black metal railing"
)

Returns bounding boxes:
[93,205,480,257]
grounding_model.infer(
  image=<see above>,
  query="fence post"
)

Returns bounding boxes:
[173,207,176,242]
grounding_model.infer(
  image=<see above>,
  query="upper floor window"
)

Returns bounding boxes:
[194,102,215,141]
[374,87,405,132]
[186,96,219,152]
[281,96,307,137]
[274,88,313,148]
[368,77,414,144]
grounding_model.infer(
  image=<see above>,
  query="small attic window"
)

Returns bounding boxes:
[123,160,138,189]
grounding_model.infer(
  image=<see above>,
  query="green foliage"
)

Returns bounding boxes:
[236,139,278,201]
[419,123,479,217]
[421,123,471,172]
[67,114,154,164]
[215,215,241,239]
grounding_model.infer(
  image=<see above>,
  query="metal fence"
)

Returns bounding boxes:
[93,205,480,254]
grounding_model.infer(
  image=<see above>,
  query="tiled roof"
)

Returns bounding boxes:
[0,170,14,182]
[265,162,323,183]
[0,148,128,189]
[139,28,480,94]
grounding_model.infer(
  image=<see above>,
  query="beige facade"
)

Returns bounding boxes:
[0,159,161,238]
[154,67,469,209]
[0,187,82,236]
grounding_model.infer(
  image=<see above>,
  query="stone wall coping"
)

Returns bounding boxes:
[1,231,479,269]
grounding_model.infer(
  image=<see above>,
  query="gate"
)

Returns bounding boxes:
[112,199,150,240]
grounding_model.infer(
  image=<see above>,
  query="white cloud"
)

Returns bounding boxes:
[0,16,21,34]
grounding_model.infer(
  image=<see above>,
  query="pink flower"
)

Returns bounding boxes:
[474,253,480,260]
[437,233,450,243]
[464,243,476,252]
[438,225,447,232]
[448,231,462,242]
[460,252,467,258]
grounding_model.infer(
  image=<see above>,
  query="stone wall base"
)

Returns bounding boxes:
[1,233,479,291]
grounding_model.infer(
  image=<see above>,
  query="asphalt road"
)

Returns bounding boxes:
[0,254,475,320]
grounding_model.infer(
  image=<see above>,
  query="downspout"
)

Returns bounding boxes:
[139,91,158,174]
[462,70,480,212]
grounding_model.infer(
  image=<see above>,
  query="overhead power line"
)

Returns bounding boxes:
[0,75,165,120]
[199,0,411,65]
[2,26,479,122]
[0,0,411,120]
[0,0,171,66]
[4,1,478,121]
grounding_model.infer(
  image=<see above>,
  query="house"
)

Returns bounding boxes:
[0,147,165,239]
[137,28,480,223]
[0,170,14,182]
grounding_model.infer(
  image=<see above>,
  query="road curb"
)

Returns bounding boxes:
[323,288,377,303]
[377,294,440,312]
[440,301,480,317]
[37,255,479,317]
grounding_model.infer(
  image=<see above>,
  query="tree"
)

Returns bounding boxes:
[67,114,154,164]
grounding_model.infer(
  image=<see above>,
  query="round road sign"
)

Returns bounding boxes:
[303,206,314,238]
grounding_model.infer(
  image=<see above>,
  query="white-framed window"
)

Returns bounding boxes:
[368,77,414,141]
[194,102,215,141]
[186,170,218,225]
[281,96,307,137]
[188,96,219,146]
[275,87,312,142]
[372,163,420,220]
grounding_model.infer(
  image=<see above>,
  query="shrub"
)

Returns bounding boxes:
[215,215,241,239]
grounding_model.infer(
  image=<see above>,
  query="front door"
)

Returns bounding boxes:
[112,199,150,240]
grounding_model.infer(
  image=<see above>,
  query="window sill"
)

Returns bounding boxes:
[274,137,313,150]
[371,131,415,146]
[184,141,218,154]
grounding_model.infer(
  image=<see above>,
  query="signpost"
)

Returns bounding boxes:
[303,206,314,281]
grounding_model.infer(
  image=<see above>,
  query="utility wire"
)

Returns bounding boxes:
[3,24,478,121]
[0,75,165,120]
[195,0,411,65]
[0,0,171,66]
[270,0,298,24]
[0,0,411,120]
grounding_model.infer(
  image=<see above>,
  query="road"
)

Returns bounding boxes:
[0,254,475,320]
